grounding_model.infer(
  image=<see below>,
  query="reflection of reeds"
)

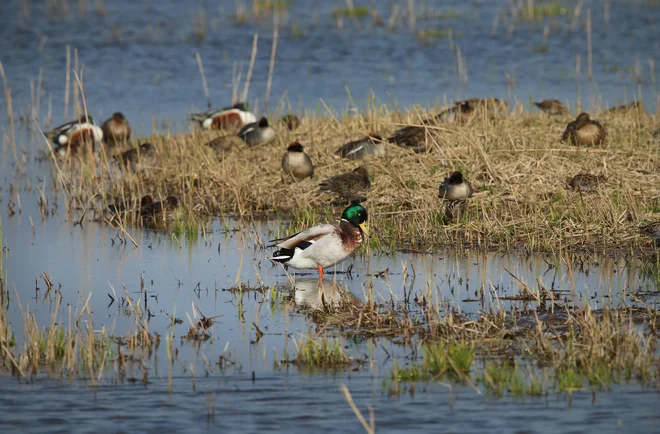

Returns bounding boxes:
[192,8,207,44]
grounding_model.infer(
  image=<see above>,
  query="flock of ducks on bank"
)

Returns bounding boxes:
[44,97,660,278]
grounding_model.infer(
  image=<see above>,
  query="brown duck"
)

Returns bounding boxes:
[205,135,242,154]
[280,114,301,131]
[139,196,180,227]
[434,100,475,124]
[605,101,645,116]
[387,119,438,153]
[118,143,159,173]
[533,100,569,115]
[108,195,154,215]
[561,113,606,146]
[101,112,131,149]
[639,221,660,247]
[334,134,385,160]
[567,173,606,192]
[435,98,508,124]
[319,166,371,202]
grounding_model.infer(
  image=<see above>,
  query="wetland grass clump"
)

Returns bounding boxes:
[293,334,352,369]
[482,362,546,397]
[415,28,459,44]
[392,340,475,382]
[332,6,373,19]
[0,292,158,383]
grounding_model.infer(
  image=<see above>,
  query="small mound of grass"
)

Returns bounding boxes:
[332,6,372,19]
[294,335,352,368]
[416,28,460,44]
[391,340,474,382]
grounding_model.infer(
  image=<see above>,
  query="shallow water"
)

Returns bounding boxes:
[1,177,660,432]
[1,375,660,433]
[2,1,660,432]
[0,0,658,133]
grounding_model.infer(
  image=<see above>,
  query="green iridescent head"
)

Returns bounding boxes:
[341,204,368,234]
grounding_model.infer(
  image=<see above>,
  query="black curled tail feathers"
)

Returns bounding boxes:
[271,248,295,263]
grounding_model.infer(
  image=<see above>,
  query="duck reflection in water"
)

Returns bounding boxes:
[292,278,362,310]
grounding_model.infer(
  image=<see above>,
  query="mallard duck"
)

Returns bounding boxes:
[438,171,473,201]
[561,113,606,146]
[534,100,569,115]
[139,196,180,227]
[280,114,301,131]
[269,204,368,279]
[190,102,256,131]
[281,142,314,180]
[101,112,131,149]
[605,101,645,116]
[48,115,104,155]
[118,143,159,173]
[238,117,276,146]
[567,173,606,192]
[204,135,242,154]
[334,134,385,160]
[319,166,371,202]
[639,221,660,247]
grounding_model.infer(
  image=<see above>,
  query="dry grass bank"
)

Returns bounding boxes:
[45,104,660,253]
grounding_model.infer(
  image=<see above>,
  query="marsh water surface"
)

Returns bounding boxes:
[2,0,660,432]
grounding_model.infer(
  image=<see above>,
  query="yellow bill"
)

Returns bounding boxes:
[359,222,369,235]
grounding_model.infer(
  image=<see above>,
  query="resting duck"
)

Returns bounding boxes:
[334,134,385,160]
[438,171,473,201]
[48,115,104,155]
[205,135,242,154]
[238,117,276,146]
[438,171,473,221]
[118,143,159,173]
[434,100,474,124]
[388,99,506,152]
[605,101,645,116]
[533,100,569,115]
[561,113,606,146]
[319,166,371,202]
[108,195,154,215]
[190,102,256,131]
[139,196,180,227]
[567,173,606,192]
[101,112,131,149]
[387,120,437,153]
[436,98,508,123]
[281,142,314,180]
[280,114,301,131]
[653,128,660,141]
[269,204,368,279]
[639,221,660,247]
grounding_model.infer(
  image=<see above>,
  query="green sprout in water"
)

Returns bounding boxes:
[332,6,373,19]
